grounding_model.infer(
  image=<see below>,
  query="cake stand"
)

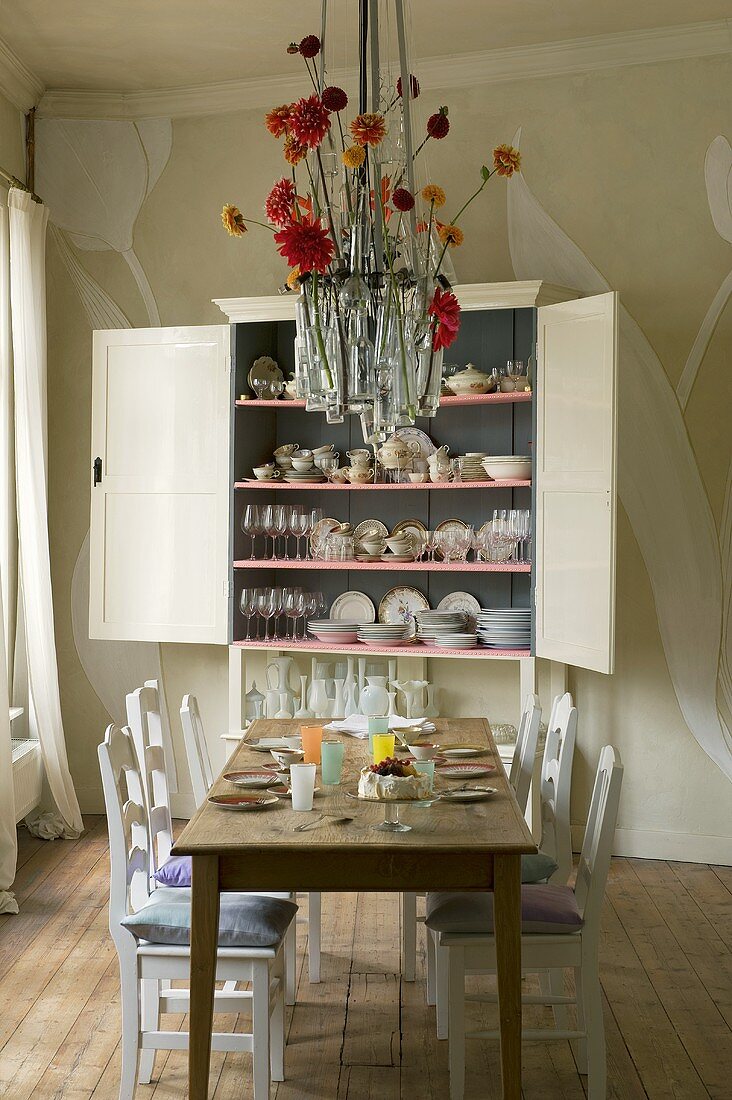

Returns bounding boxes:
[346,790,441,832]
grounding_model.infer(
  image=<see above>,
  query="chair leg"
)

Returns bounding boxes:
[402,892,417,982]
[285,919,297,1006]
[118,946,141,1100]
[308,891,321,984]
[270,949,286,1083]
[573,965,588,1073]
[581,955,606,1098]
[448,945,466,1100]
[138,977,158,1083]
[252,960,272,1100]
[539,968,569,1030]
[426,927,436,1006]
[436,939,450,1040]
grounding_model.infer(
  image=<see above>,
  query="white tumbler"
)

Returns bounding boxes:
[290,763,317,811]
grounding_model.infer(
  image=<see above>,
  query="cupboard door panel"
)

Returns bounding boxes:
[90,326,231,643]
[535,293,617,674]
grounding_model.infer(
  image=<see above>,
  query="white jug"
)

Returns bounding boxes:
[266,656,298,711]
[309,678,331,719]
[359,676,389,716]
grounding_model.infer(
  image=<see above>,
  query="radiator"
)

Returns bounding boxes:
[11,739,43,822]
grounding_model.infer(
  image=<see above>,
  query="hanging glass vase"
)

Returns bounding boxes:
[416,331,443,418]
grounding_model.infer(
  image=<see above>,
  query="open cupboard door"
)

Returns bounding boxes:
[535,292,618,674]
[89,326,232,643]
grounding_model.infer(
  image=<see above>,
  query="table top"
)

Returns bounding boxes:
[173,718,535,864]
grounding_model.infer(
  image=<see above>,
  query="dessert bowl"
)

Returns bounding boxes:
[407,743,440,760]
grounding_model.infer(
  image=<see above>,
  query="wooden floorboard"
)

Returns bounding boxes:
[0,830,729,1099]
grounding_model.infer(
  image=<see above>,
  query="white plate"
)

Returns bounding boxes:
[393,426,437,460]
[440,787,498,803]
[310,517,340,558]
[391,518,428,542]
[441,746,487,759]
[330,591,376,623]
[378,586,430,626]
[438,591,482,622]
[247,737,302,752]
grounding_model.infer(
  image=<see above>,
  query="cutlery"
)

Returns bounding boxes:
[293,813,355,832]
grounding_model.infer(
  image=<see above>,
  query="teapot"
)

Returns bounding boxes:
[448,363,495,395]
[376,434,422,470]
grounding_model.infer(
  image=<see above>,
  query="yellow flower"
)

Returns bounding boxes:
[221,204,247,237]
[421,184,446,208]
[286,266,302,291]
[342,144,366,169]
[437,222,464,248]
[493,144,521,177]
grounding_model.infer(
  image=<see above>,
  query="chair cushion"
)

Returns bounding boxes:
[121,888,297,947]
[425,884,583,936]
[153,855,192,887]
[521,851,558,884]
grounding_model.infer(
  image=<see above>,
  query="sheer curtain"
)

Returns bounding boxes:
[8,188,82,839]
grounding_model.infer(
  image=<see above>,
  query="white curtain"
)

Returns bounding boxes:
[0,202,18,912]
[8,188,82,838]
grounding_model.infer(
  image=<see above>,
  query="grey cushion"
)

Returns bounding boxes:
[425,884,583,936]
[521,851,558,884]
[121,887,297,948]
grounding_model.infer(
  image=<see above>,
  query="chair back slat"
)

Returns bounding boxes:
[144,677,178,794]
[126,685,173,874]
[509,694,542,815]
[574,746,623,932]
[98,723,151,925]
[539,692,577,883]
[180,694,215,806]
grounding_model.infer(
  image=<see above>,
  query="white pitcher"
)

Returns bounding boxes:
[359,676,389,716]
[309,678,331,719]
[266,656,298,711]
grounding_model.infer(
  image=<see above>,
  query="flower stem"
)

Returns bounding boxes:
[310,271,334,389]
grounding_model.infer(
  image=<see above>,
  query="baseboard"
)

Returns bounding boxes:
[571,824,732,865]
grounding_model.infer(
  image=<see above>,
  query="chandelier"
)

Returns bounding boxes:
[222,1,520,438]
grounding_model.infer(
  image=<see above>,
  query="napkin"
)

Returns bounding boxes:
[323,715,436,738]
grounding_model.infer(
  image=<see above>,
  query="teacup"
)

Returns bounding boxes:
[282,736,303,750]
[270,748,304,767]
[408,472,429,483]
[273,443,299,457]
[331,467,350,483]
[347,449,371,466]
[275,455,293,468]
[292,457,315,472]
[345,467,372,483]
[407,743,439,760]
[253,465,280,480]
[430,467,450,483]
[315,451,339,470]
[291,448,313,460]
[313,443,335,456]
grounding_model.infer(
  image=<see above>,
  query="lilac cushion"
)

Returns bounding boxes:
[153,855,192,887]
[425,884,583,936]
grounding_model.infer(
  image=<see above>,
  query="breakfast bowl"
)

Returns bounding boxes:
[270,748,304,768]
[292,457,315,472]
[407,743,440,760]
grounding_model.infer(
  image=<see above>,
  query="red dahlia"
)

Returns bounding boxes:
[265,178,297,227]
[299,34,321,58]
[396,74,420,100]
[322,85,348,112]
[265,104,292,138]
[392,187,415,212]
[274,216,335,274]
[288,94,331,149]
[427,107,450,140]
[428,286,461,351]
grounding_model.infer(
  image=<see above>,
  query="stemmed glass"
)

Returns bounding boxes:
[273,504,288,560]
[305,507,324,560]
[262,504,277,560]
[284,587,304,640]
[239,587,257,640]
[424,529,437,562]
[241,503,262,560]
[289,506,309,561]
[271,586,285,639]
[258,588,278,642]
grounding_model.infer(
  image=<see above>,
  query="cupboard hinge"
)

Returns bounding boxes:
[223,580,233,598]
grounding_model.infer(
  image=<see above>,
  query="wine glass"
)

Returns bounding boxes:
[241,503,262,560]
[258,588,277,642]
[306,507,324,560]
[284,587,304,641]
[271,586,285,640]
[262,504,277,560]
[239,587,256,640]
[289,506,309,561]
[273,504,288,560]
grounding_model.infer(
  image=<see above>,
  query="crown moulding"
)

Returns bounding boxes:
[1,19,729,121]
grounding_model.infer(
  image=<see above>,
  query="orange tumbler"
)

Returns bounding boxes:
[300,724,323,764]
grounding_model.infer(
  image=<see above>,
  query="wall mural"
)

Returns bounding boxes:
[36,117,732,783]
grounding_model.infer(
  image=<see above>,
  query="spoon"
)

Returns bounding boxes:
[293,813,355,832]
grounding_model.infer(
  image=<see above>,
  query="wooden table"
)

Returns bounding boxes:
[173,718,536,1099]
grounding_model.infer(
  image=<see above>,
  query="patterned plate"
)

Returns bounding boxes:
[391,518,428,542]
[310,517,340,559]
[438,591,482,625]
[223,770,280,787]
[436,763,498,779]
[440,787,498,802]
[208,793,280,810]
[393,426,437,460]
[354,519,389,541]
[378,586,430,627]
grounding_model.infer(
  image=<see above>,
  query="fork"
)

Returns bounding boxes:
[293,813,355,832]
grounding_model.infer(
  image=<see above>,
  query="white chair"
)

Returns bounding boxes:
[99,722,294,1100]
[402,695,542,984]
[426,745,623,1100]
[179,693,322,987]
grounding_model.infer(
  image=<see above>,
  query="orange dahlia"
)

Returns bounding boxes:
[493,143,521,177]
[265,104,292,138]
[437,222,464,248]
[350,112,387,147]
[265,178,297,227]
[221,204,247,237]
[421,183,446,208]
[283,135,308,166]
[286,266,302,291]
[342,144,366,169]
[288,94,331,150]
[274,216,335,274]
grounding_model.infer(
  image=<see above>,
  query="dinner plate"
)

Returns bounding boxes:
[393,426,437,460]
[391,518,428,542]
[436,763,498,779]
[310,517,340,558]
[440,746,489,758]
[438,592,481,622]
[208,793,280,810]
[379,586,430,625]
[330,590,376,623]
[246,738,301,752]
[270,783,321,799]
[440,787,498,803]
[223,769,280,788]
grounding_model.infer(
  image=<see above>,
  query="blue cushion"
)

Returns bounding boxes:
[153,855,192,887]
[425,884,583,936]
[121,888,297,947]
[521,851,558,884]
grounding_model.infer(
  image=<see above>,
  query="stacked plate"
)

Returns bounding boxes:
[415,609,468,643]
[433,632,478,649]
[308,619,360,644]
[356,623,411,647]
[477,608,532,649]
[283,469,325,483]
[456,452,487,481]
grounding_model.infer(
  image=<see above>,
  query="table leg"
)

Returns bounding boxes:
[190,853,220,1100]
[494,852,522,1099]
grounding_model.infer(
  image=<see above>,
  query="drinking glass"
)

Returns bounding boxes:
[273,505,289,560]
[424,529,438,562]
[301,725,323,764]
[241,503,262,559]
[284,587,304,640]
[451,456,465,482]
[500,361,516,392]
[321,456,339,481]
[306,507,324,560]
[509,359,527,391]
[271,586,285,640]
[321,739,345,785]
[290,763,317,811]
[239,587,257,640]
[290,506,309,561]
[412,760,435,789]
[372,732,395,764]
[521,509,532,563]
[262,504,277,560]
[258,588,277,642]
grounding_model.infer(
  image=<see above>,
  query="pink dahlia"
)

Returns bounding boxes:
[288,94,331,150]
[265,178,297,227]
[274,216,335,274]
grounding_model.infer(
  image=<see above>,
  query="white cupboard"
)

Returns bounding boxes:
[89,281,618,680]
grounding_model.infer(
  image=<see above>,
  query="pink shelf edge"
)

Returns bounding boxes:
[232,639,531,658]
[233,559,531,572]
[234,479,531,490]
[235,391,532,408]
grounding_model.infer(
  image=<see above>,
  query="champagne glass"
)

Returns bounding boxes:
[273,504,288,560]
[239,587,256,640]
[262,504,277,560]
[258,588,277,642]
[290,506,309,561]
[241,503,262,559]
[271,586,285,640]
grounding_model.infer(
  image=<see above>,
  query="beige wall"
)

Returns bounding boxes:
[0,94,24,179]
[43,52,732,857]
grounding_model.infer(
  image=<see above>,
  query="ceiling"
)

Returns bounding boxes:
[1,1,730,93]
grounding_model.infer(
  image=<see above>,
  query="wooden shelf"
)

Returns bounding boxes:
[235,479,531,490]
[235,391,532,408]
[233,559,531,572]
[232,638,531,660]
